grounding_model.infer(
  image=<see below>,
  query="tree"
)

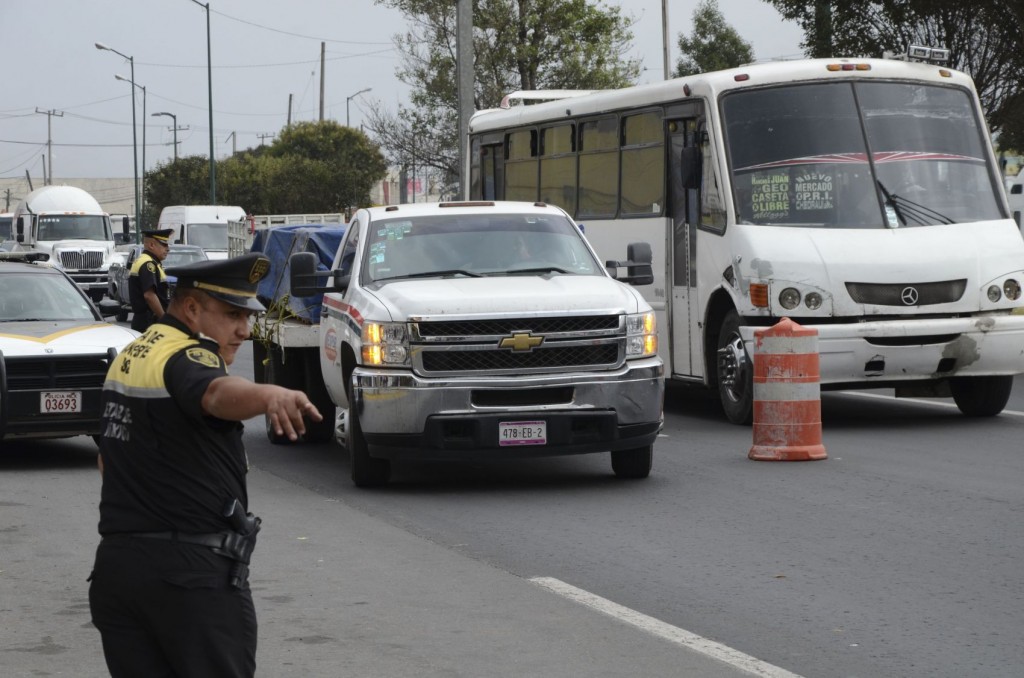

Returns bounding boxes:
[369,0,642,197]
[145,121,388,217]
[762,0,1024,149]
[675,0,754,77]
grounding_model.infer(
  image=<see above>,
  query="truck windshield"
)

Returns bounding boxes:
[723,80,1003,228]
[365,212,601,282]
[36,214,111,241]
[188,223,228,249]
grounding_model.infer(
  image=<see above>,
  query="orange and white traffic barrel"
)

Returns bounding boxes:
[749,317,827,461]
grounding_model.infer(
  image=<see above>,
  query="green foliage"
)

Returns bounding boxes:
[762,0,1024,146]
[675,0,754,77]
[369,0,641,195]
[144,121,388,217]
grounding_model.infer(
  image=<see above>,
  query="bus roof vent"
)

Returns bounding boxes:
[499,90,598,109]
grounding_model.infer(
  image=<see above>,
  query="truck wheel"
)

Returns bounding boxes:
[115,308,128,323]
[346,381,390,487]
[611,444,652,479]
[264,346,301,445]
[298,350,336,443]
[951,375,1013,417]
[716,310,753,425]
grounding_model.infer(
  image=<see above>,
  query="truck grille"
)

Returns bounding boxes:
[415,314,624,375]
[4,355,111,390]
[58,251,104,270]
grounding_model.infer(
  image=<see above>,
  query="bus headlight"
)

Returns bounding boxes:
[626,311,657,357]
[1004,279,1021,301]
[361,322,409,366]
[779,287,801,310]
[987,285,1002,302]
[804,292,823,310]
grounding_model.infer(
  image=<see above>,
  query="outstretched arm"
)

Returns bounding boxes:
[202,376,323,442]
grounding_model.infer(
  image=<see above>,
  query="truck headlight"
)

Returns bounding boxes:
[362,322,409,366]
[626,311,657,357]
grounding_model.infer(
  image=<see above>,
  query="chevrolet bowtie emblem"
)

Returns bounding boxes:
[499,332,544,352]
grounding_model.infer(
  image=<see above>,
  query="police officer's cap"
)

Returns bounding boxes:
[142,228,174,243]
[166,253,271,312]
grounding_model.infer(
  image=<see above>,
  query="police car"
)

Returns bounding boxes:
[0,253,138,442]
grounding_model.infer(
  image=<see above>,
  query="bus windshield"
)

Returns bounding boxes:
[36,214,111,241]
[723,81,1003,228]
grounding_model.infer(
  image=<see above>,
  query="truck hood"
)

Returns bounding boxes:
[0,321,138,357]
[734,220,1024,313]
[368,274,647,320]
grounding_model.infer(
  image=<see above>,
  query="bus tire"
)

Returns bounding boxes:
[611,444,652,479]
[346,381,390,487]
[951,375,1012,417]
[716,310,753,425]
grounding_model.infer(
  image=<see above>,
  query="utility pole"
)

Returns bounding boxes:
[287,93,293,128]
[225,131,236,156]
[34,108,63,185]
[319,42,326,122]
[257,133,273,146]
[661,0,671,79]
[456,0,473,198]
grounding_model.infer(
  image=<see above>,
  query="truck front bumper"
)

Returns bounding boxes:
[352,357,664,460]
[739,313,1024,386]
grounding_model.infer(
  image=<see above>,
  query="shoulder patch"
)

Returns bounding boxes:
[186,347,221,368]
[145,262,156,273]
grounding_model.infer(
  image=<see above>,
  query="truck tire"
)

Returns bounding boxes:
[716,310,754,425]
[264,346,302,445]
[115,307,128,323]
[951,375,1013,417]
[346,381,390,487]
[611,444,652,479]
[300,350,336,443]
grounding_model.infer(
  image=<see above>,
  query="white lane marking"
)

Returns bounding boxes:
[834,390,1024,418]
[530,577,805,678]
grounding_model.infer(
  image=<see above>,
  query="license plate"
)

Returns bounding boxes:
[499,420,546,446]
[41,391,81,414]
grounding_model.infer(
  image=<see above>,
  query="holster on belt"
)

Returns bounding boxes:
[214,498,262,589]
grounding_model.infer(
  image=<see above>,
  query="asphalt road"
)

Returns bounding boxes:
[2,338,1022,677]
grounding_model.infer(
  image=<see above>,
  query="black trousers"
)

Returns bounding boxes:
[130,308,155,333]
[89,536,257,678]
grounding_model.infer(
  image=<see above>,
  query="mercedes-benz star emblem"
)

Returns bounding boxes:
[901,286,919,306]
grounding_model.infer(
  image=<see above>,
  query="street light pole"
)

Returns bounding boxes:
[152,111,179,161]
[190,0,216,205]
[96,42,140,243]
[119,76,146,228]
[346,88,372,127]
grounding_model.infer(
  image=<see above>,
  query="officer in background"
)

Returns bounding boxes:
[128,228,173,332]
[89,253,322,678]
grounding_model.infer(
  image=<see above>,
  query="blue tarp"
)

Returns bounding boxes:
[250,223,346,323]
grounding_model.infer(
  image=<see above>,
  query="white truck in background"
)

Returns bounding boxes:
[9,185,129,304]
[227,212,346,257]
[156,204,247,260]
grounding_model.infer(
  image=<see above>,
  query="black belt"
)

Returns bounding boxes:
[109,531,230,550]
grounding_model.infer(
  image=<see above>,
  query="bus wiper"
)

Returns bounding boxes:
[876,181,906,227]
[377,269,483,281]
[888,193,955,226]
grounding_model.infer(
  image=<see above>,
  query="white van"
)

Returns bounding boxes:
[156,205,246,260]
[1008,174,1024,229]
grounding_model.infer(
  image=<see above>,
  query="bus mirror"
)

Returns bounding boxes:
[15,216,24,243]
[122,216,130,239]
[680,146,701,190]
[605,242,654,286]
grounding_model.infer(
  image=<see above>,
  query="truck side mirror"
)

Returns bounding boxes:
[289,252,328,297]
[122,216,130,239]
[605,242,654,286]
[680,146,701,191]
[16,216,24,243]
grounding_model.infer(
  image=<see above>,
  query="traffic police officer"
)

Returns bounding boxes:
[128,228,173,332]
[89,253,322,678]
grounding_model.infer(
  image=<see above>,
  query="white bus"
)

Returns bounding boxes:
[467,55,1024,423]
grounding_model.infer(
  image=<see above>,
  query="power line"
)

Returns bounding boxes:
[208,8,392,45]
[137,47,395,71]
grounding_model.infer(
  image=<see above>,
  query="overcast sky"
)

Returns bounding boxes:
[1,0,803,181]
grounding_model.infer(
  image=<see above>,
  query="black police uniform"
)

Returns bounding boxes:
[90,254,269,678]
[128,229,172,333]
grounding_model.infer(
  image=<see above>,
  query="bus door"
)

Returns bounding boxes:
[667,109,702,377]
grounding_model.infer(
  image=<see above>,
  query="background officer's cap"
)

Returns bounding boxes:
[166,253,270,312]
[141,228,174,243]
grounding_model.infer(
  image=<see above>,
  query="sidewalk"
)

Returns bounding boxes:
[2,445,756,677]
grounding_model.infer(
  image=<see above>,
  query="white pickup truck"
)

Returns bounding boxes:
[261,201,665,486]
